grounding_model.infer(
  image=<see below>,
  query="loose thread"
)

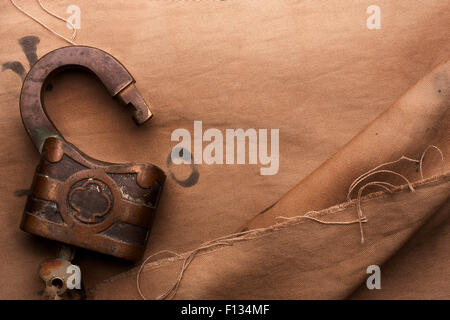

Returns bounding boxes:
[355,181,395,243]
[277,209,371,244]
[419,145,445,179]
[275,212,368,225]
[137,145,445,299]
[348,145,444,243]
[137,213,368,300]
[348,145,445,201]
[348,168,416,201]
[10,0,77,45]
[137,250,181,300]
[137,227,271,300]
[157,240,231,300]
[37,0,77,42]
[347,155,419,201]
[348,169,415,243]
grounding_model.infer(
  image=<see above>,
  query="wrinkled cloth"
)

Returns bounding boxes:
[0,0,448,299]
[93,175,449,299]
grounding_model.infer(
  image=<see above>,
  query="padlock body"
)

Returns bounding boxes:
[20,138,165,261]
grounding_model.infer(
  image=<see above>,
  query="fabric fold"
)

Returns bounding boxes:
[92,174,449,299]
[350,199,449,299]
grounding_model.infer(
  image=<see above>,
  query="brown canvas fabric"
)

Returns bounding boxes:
[0,0,448,299]
[244,58,450,230]
[350,199,449,300]
[93,175,449,299]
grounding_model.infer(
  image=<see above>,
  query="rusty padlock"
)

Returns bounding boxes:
[19,46,165,261]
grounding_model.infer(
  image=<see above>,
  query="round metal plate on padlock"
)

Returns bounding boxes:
[19,46,166,261]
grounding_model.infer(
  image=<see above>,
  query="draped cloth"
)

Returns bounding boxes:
[0,0,448,299]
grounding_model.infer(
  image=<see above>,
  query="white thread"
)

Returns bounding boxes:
[355,181,395,244]
[419,145,445,179]
[137,213,369,300]
[137,146,445,299]
[275,213,368,225]
[348,145,445,201]
[347,160,418,201]
[10,0,77,45]
[349,145,444,243]
[137,225,283,300]
[137,250,181,300]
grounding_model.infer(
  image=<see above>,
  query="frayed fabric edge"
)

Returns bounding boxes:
[90,171,449,299]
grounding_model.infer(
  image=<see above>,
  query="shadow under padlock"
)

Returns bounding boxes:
[19,46,166,261]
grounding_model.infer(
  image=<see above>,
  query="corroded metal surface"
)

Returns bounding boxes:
[39,245,85,300]
[19,46,166,261]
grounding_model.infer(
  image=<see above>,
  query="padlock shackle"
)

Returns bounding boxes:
[20,46,153,153]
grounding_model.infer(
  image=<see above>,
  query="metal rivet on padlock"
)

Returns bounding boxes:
[19,46,166,261]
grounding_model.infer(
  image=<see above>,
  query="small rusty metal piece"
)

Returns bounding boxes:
[20,46,166,261]
[39,245,79,300]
